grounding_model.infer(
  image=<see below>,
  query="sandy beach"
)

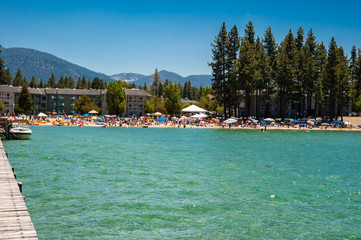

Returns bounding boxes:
[10,115,361,131]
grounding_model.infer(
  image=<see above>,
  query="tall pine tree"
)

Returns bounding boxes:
[263,26,278,117]
[13,69,23,86]
[235,37,258,117]
[209,22,229,118]
[276,29,297,118]
[18,82,33,113]
[30,75,37,88]
[227,25,240,116]
[47,73,56,88]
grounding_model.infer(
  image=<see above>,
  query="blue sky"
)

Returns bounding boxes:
[1,0,361,76]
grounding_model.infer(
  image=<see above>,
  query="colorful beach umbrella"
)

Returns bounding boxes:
[331,120,343,124]
[157,117,167,122]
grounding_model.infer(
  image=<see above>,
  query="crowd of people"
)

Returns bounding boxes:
[3,113,360,131]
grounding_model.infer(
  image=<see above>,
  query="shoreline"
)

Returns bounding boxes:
[29,121,361,132]
[7,116,361,132]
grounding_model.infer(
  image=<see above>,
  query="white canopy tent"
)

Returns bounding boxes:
[191,113,208,119]
[37,112,47,117]
[181,105,207,113]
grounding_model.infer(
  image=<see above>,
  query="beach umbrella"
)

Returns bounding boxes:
[19,114,27,118]
[157,117,167,122]
[153,112,162,116]
[300,118,309,121]
[224,118,238,124]
[321,122,330,126]
[37,112,47,117]
[52,112,57,115]
[88,110,98,114]
[264,118,275,122]
[171,117,179,121]
[282,118,291,122]
[83,113,90,117]
[331,120,344,124]
[291,120,300,123]
[344,121,351,125]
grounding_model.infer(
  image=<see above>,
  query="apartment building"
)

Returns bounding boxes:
[0,85,152,116]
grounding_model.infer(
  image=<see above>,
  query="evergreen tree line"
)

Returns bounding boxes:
[138,78,208,101]
[210,21,361,120]
[0,67,109,90]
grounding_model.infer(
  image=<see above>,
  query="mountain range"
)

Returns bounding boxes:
[110,71,212,87]
[1,47,212,87]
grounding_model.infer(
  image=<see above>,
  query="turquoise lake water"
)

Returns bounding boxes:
[3,126,361,239]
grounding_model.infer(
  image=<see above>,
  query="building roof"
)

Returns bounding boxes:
[125,89,152,97]
[0,85,46,95]
[0,85,152,97]
[0,85,20,93]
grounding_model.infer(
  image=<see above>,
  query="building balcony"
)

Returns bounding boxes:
[128,100,145,103]
[0,96,12,100]
[128,107,144,111]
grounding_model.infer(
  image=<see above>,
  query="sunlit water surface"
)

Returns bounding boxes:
[4,126,361,239]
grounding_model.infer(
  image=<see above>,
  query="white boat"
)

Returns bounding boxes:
[10,125,32,140]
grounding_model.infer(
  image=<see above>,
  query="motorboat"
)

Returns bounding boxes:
[10,125,32,140]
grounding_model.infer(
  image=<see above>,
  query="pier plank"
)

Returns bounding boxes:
[0,140,38,239]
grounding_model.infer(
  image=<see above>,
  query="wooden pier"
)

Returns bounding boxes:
[0,140,37,239]
[0,118,10,140]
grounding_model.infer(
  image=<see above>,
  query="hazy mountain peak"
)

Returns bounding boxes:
[1,47,212,86]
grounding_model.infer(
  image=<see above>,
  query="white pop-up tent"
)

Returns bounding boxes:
[191,113,208,118]
[181,105,207,113]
